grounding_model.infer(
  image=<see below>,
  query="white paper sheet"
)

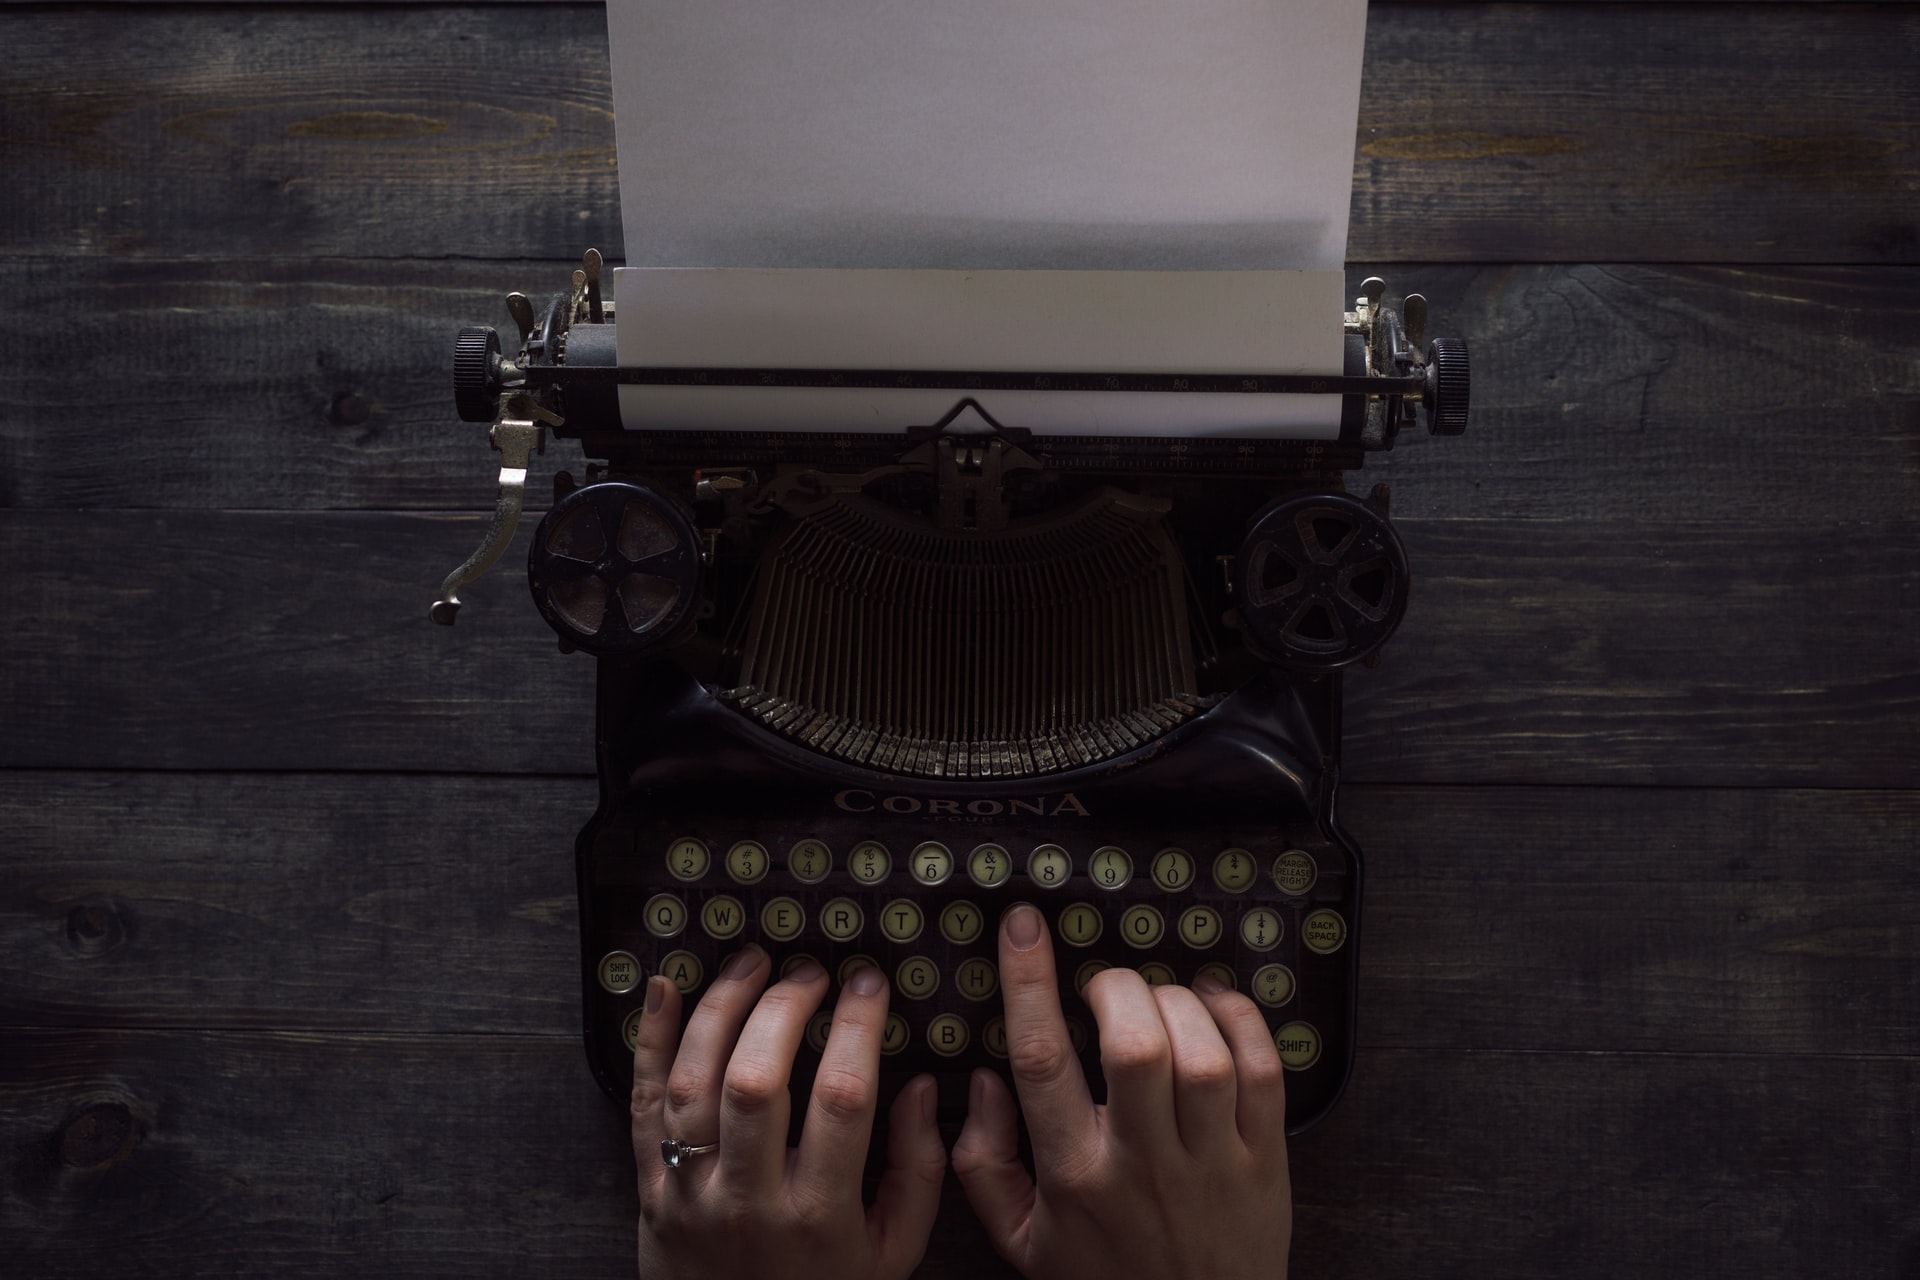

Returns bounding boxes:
[603,0,1369,435]
[613,266,1348,436]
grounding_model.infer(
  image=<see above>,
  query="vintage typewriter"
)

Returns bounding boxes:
[431,254,1467,1132]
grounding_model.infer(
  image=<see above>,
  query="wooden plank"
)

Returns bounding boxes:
[5,772,1916,1057]
[1,512,1913,785]
[1,1028,1912,1278]
[1,5,1915,263]
[7,259,1918,520]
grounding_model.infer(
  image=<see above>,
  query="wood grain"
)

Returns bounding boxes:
[5,259,1917,520]
[2,1028,1912,1279]
[2,511,1912,785]
[2,5,1915,263]
[4,772,1916,1057]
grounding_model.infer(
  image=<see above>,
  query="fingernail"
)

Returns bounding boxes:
[921,1076,937,1125]
[969,1068,986,1112]
[1005,903,1042,950]
[1194,974,1227,995]
[788,958,826,984]
[644,975,666,1015]
[847,964,886,997]
[722,946,763,979]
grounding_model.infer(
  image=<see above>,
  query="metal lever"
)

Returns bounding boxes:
[429,393,562,625]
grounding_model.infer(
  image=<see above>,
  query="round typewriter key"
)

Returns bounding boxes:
[983,1015,1010,1058]
[1027,844,1072,888]
[1240,906,1284,952]
[968,843,1013,889]
[1088,845,1133,890]
[1150,847,1196,892]
[1213,848,1258,892]
[700,894,747,941]
[622,1008,645,1052]
[909,841,954,886]
[895,956,940,1000]
[1057,902,1104,947]
[927,1013,970,1057]
[1065,1018,1088,1053]
[881,1013,910,1056]
[806,1010,834,1053]
[939,900,985,945]
[849,841,892,886]
[1274,1020,1322,1070]
[725,840,770,885]
[665,837,710,883]
[1119,903,1165,949]
[955,956,999,1001]
[1251,963,1296,1008]
[782,952,822,980]
[597,950,643,994]
[1138,962,1177,987]
[787,838,833,884]
[1302,909,1348,955]
[1195,962,1237,991]
[760,896,806,943]
[659,950,703,994]
[837,954,880,985]
[819,897,865,942]
[1177,905,1225,949]
[643,893,689,939]
[1273,850,1318,896]
[879,899,925,944]
[1075,959,1111,994]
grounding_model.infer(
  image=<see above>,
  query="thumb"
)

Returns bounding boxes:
[869,1074,947,1280]
[951,1068,1036,1264]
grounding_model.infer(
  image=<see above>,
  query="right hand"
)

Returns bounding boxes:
[951,904,1292,1280]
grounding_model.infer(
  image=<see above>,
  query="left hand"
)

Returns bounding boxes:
[629,946,948,1280]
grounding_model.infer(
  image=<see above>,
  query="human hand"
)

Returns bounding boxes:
[629,947,948,1280]
[951,904,1292,1280]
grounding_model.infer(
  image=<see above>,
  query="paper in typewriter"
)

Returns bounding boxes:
[605,0,1370,437]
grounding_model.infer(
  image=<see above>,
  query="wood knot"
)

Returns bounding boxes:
[65,901,126,957]
[60,1102,140,1170]
[329,391,371,426]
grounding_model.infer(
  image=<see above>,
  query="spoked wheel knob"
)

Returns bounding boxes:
[1234,491,1409,671]
[528,482,701,655]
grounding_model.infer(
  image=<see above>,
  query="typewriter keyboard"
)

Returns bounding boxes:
[585,825,1353,1107]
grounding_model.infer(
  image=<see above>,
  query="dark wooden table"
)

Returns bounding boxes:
[3,2,1916,1276]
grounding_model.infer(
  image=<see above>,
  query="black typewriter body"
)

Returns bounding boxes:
[432,256,1467,1134]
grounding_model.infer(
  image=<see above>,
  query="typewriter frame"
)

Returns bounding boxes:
[433,254,1465,1135]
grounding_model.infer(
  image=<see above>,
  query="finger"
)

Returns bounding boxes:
[792,962,888,1195]
[868,1075,948,1280]
[952,1068,1037,1264]
[663,946,770,1180]
[631,975,685,1197]
[716,957,829,1193]
[1195,977,1289,1151]
[1151,983,1239,1157]
[996,903,1097,1174]
[1081,967,1178,1152]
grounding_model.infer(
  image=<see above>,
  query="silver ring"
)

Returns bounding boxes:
[660,1138,719,1169]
